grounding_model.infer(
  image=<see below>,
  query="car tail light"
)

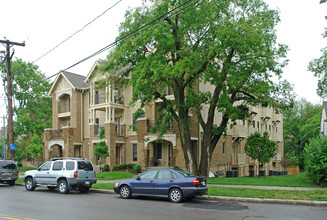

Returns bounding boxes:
[15,170,19,176]
[74,171,78,178]
[192,178,200,185]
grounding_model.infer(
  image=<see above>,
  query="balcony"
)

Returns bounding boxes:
[272,153,282,161]
[232,124,247,138]
[115,124,125,136]
[114,96,124,105]
[95,92,106,105]
[232,154,246,165]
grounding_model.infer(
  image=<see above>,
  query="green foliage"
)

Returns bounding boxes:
[13,138,28,165]
[283,99,321,169]
[245,131,277,167]
[132,164,142,173]
[27,134,43,158]
[103,164,110,171]
[304,136,327,186]
[112,163,141,173]
[93,127,109,160]
[102,0,292,174]
[1,58,52,138]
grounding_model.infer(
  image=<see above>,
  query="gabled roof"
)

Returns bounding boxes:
[48,71,89,95]
[85,59,104,83]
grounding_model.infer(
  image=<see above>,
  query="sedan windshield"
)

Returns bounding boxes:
[174,169,196,177]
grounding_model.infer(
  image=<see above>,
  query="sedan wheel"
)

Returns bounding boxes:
[25,177,35,191]
[120,185,131,199]
[169,188,183,203]
[58,180,69,194]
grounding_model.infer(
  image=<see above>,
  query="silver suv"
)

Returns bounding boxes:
[23,157,97,194]
[0,160,18,186]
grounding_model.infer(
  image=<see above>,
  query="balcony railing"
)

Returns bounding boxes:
[273,153,282,161]
[232,154,246,165]
[115,124,125,136]
[59,103,70,114]
[114,96,124,104]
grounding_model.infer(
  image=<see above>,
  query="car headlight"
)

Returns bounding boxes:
[115,182,119,187]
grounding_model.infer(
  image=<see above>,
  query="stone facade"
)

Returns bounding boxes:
[43,61,284,176]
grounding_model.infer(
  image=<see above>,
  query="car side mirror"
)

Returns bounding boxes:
[136,176,140,180]
[37,168,40,171]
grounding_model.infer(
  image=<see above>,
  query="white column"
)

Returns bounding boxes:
[112,107,115,122]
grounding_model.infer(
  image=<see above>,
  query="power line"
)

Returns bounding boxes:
[46,0,201,81]
[32,0,123,64]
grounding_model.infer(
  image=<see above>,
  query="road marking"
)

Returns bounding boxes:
[0,214,36,220]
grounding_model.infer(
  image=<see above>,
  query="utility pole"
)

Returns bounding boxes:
[0,39,25,161]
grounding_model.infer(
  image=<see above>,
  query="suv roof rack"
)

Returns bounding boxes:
[50,157,87,161]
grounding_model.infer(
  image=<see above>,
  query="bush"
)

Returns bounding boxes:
[304,136,327,186]
[133,164,142,173]
[103,164,110,171]
[112,165,119,170]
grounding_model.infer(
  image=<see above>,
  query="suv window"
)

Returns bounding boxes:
[78,161,93,171]
[0,161,17,170]
[39,162,51,171]
[66,161,75,170]
[52,161,63,171]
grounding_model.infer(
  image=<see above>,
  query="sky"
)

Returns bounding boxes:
[0,0,327,120]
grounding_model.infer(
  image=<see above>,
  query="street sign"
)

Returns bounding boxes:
[10,144,15,151]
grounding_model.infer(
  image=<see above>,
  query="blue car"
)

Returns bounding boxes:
[114,168,208,203]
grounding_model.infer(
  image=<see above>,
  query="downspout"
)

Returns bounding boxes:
[81,90,85,156]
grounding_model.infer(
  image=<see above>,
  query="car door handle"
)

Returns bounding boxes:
[150,180,153,183]
[169,180,173,182]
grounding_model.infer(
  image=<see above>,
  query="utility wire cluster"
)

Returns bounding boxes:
[33,0,123,64]
[45,0,201,81]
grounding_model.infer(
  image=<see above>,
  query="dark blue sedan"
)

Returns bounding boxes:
[113,168,208,203]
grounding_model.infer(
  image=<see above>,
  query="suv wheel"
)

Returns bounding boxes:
[58,180,69,194]
[25,177,35,191]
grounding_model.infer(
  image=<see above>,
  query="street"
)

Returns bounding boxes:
[0,184,326,220]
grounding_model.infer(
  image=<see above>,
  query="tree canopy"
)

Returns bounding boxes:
[308,0,327,98]
[244,131,277,171]
[283,99,321,169]
[102,0,292,175]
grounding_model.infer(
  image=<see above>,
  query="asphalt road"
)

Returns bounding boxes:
[1,184,327,220]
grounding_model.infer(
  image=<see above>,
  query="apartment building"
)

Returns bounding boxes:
[44,60,284,176]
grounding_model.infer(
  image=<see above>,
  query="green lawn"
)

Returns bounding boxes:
[207,173,324,188]
[18,167,36,175]
[96,171,135,180]
[208,187,327,201]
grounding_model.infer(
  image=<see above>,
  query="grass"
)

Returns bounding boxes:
[208,187,327,201]
[96,171,135,180]
[18,167,36,175]
[207,172,324,188]
[92,183,115,190]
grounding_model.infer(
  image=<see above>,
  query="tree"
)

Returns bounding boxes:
[308,0,327,98]
[102,0,292,175]
[244,131,277,177]
[304,136,327,186]
[283,99,321,169]
[1,58,52,139]
[93,128,109,167]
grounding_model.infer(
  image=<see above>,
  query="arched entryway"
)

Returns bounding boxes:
[49,144,63,159]
[147,140,174,167]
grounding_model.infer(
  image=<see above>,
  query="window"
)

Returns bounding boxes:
[52,161,63,171]
[265,124,267,130]
[157,170,173,179]
[252,120,255,128]
[132,144,137,161]
[78,161,94,171]
[242,120,246,126]
[40,162,51,171]
[66,162,75,170]
[156,143,162,159]
[257,121,260,131]
[222,142,226,155]
[140,170,157,180]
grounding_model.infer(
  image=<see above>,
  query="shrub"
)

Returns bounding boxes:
[133,164,142,173]
[112,165,119,170]
[103,164,110,171]
[304,136,327,186]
